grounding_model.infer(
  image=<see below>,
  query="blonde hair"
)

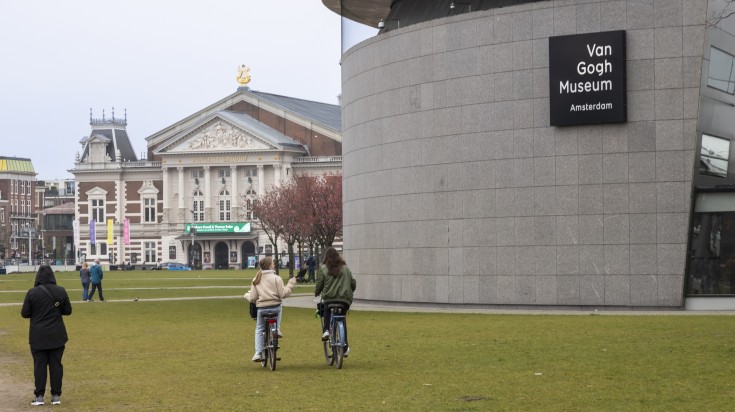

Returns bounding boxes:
[83,262,88,268]
[252,256,274,285]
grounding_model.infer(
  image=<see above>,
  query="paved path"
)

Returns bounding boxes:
[4,293,735,315]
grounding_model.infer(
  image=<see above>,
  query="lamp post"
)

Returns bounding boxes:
[27,226,34,267]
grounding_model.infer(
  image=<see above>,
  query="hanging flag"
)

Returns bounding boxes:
[107,218,114,244]
[123,218,130,245]
[72,219,80,249]
[90,219,96,245]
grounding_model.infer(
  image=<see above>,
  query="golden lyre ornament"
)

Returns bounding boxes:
[237,65,251,86]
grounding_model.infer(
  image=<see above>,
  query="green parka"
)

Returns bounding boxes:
[314,264,356,305]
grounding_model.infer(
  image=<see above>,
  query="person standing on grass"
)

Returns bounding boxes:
[306,254,316,283]
[79,262,91,302]
[88,258,105,302]
[244,256,296,362]
[21,265,72,406]
[315,247,356,357]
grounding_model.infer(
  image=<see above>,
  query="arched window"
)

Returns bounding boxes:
[219,189,231,221]
[192,190,204,222]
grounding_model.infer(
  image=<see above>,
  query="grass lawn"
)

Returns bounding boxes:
[2,270,735,411]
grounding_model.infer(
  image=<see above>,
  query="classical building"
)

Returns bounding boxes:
[330,0,735,310]
[0,156,39,261]
[71,85,341,269]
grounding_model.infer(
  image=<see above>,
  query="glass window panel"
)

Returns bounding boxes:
[708,47,735,94]
[700,134,731,178]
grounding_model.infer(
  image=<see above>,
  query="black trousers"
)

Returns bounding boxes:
[31,346,65,397]
[89,282,104,300]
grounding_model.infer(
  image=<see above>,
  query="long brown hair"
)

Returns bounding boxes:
[252,256,274,285]
[323,247,345,278]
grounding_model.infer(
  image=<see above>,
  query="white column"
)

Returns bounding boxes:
[204,166,211,220]
[177,167,185,211]
[273,164,281,187]
[257,165,264,194]
[230,165,238,209]
[162,167,169,210]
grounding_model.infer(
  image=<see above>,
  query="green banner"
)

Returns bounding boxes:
[185,222,251,234]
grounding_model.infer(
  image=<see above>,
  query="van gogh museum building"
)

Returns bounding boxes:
[329,0,735,310]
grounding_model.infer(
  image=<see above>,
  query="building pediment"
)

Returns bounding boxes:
[85,187,108,196]
[172,120,272,152]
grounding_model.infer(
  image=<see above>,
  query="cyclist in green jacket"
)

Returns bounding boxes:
[315,247,357,355]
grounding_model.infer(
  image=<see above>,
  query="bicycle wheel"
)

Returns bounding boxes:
[334,321,344,369]
[268,328,278,371]
[323,338,334,365]
[260,332,268,368]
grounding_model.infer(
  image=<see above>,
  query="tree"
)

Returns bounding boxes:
[251,188,284,274]
[303,173,343,249]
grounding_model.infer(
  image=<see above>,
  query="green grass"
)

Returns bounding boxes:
[2,271,735,410]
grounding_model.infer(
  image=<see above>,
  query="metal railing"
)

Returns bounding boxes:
[294,156,342,163]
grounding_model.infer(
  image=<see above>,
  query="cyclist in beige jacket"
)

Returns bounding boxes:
[244,256,296,362]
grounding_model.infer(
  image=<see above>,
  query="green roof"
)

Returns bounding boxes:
[0,157,35,173]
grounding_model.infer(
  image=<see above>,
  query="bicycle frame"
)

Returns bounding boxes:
[261,313,279,371]
[326,304,347,369]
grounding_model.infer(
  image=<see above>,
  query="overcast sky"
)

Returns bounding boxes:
[0,1,346,180]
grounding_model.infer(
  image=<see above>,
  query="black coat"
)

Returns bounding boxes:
[21,267,72,350]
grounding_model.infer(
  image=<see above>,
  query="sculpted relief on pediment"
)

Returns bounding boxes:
[174,121,270,152]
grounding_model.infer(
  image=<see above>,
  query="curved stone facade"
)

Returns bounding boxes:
[341,1,707,308]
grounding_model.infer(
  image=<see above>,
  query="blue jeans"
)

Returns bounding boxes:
[254,305,282,354]
[81,282,90,301]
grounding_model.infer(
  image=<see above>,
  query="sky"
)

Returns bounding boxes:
[0,1,348,180]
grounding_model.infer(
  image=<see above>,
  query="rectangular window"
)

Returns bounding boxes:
[192,200,204,222]
[687,192,735,295]
[708,47,735,94]
[169,245,176,260]
[700,134,730,178]
[219,200,231,221]
[144,198,156,223]
[21,201,25,216]
[144,241,156,263]
[27,200,31,215]
[191,170,204,179]
[90,243,96,255]
[218,169,231,178]
[100,243,107,256]
[92,199,105,223]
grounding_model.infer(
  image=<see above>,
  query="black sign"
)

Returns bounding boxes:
[549,30,626,126]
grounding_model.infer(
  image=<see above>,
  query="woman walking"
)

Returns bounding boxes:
[21,265,72,406]
[79,262,91,301]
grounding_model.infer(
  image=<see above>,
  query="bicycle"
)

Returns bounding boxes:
[320,302,348,369]
[259,312,279,371]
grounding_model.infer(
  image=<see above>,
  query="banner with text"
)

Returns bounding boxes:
[184,222,251,234]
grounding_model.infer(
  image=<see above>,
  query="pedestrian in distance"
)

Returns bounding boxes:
[244,256,296,362]
[306,254,316,283]
[315,247,357,356]
[79,262,91,301]
[21,265,72,406]
[88,258,105,302]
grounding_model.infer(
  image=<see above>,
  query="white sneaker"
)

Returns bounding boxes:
[31,396,44,406]
[251,352,262,362]
[321,331,330,341]
[344,347,350,357]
